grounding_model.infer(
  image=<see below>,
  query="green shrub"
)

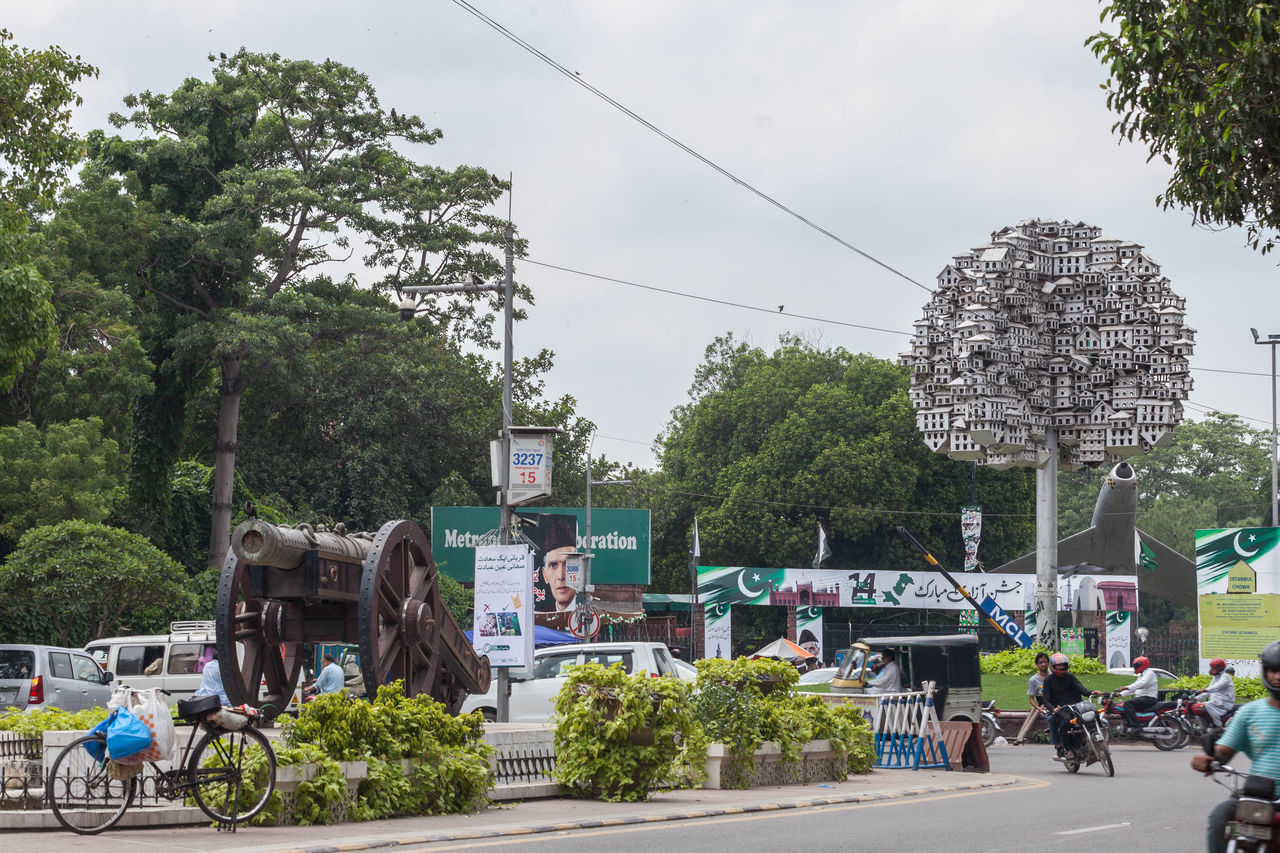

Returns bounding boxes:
[980,646,1105,675]
[0,706,108,733]
[552,662,699,802]
[1166,675,1266,703]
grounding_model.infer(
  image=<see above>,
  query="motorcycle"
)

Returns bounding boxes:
[1054,696,1114,776]
[1183,691,1241,742]
[1202,736,1280,851]
[1101,691,1187,750]
[981,699,999,747]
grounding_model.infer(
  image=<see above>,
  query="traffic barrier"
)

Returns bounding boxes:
[870,681,950,770]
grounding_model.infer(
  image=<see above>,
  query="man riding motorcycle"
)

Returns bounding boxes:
[1197,658,1237,729]
[1116,655,1160,734]
[1191,642,1280,853]
[1041,652,1102,760]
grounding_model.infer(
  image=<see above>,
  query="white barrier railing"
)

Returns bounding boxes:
[868,681,950,770]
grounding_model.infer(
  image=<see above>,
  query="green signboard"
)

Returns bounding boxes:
[430,506,650,584]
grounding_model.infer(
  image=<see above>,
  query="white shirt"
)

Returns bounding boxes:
[1120,668,1158,699]
[867,660,902,694]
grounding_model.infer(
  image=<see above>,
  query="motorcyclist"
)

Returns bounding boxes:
[1195,658,1236,728]
[1116,655,1160,733]
[1041,652,1102,760]
[1192,642,1280,853]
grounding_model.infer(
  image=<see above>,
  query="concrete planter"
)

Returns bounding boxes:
[702,739,844,790]
[275,760,367,825]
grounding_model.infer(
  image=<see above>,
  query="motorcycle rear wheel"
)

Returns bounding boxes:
[980,715,997,747]
[1152,715,1183,751]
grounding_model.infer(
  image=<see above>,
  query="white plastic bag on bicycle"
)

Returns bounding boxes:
[109,686,176,762]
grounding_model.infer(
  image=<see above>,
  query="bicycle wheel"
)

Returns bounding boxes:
[47,734,136,834]
[188,725,276,824]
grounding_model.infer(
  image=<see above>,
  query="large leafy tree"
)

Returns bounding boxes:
[650,334,1035,594]
[0,520,196,645]
[0,30,97,390]
[93,50,512,566]
[1089,2,1280,253]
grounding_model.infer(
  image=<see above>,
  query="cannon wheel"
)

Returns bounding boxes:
[358,520,461,710]
[215,549,305,710]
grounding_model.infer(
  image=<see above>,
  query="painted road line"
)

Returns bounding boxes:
[1056,822,1131,835]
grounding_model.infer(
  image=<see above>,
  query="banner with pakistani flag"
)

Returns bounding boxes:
[1105,611,1131,669]
[704,602,732,660]
[796,606,823,663]
[1196,528,1280,675]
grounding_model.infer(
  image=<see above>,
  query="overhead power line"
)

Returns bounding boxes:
[449,0,932,294]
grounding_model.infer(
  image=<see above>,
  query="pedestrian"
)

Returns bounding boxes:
[306,654,345,696]
[1013,651,1050,744]
[193,651,230,706]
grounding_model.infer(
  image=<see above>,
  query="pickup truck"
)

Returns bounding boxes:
[459,641,688,722]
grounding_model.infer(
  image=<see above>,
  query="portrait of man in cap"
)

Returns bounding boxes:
[523,512,579,613]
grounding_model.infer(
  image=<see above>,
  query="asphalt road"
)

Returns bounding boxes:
[391,743,1232,853]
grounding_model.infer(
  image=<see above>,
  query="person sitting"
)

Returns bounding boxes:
[305,654,345,696]
[866,649,902,694]
[1196,658,1236,728]
[192,652,230,706]
[1117,656,1159,733]
[1041,652,1101,759]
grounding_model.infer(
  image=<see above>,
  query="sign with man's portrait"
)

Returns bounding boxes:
[520,512,579,613]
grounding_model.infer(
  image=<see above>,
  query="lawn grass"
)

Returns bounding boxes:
[982,672,1174,710]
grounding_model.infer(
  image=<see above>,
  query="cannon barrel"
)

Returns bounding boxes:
[231,519,373,568]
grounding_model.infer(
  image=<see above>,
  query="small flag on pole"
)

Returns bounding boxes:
[812,523,831,569]
[691,517,701,557]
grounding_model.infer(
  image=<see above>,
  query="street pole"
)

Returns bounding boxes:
[1035,429,1059,649]
[583,437,630,641]
[1252,329,1280,527]
[400,223,518,720]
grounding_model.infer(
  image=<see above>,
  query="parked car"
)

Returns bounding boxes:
[0,644,113,713]
[672,658,698,682]
[797,666,839,686]
[459,641,683,722]
[1107,665,1178,681]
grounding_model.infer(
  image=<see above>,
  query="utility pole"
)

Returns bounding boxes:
[1252,329,1280,527]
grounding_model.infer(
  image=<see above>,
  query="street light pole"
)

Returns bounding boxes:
[583,436,630,639]
[1252,329,1280,527]
[401,223,518,718]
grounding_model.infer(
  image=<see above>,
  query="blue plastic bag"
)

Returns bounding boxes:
[105,707,153,760]
[83,713,111,762]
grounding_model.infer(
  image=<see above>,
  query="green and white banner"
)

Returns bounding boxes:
[704,602,732,660]
[796,607,823,663]
[1196,528,1280,593]
[1195,528,1280,676]
[431,506,650,584]
[1105,611,1131,669]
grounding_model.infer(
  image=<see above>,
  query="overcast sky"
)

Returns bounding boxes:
[13,2,1278,471]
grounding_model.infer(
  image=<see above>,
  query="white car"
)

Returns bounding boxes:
[1107,666,1177,680]
[797,666,839,686]
[460,641,683,722]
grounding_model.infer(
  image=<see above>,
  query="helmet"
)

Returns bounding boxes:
[1049,652,1070,676]
[1209,659,1227,676]
[1261,642,1280,700]
[1132,656,1151,674]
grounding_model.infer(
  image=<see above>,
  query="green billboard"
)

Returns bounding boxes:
[430,506,650,584]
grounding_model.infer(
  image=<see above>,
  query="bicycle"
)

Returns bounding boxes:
[47,691,277,834]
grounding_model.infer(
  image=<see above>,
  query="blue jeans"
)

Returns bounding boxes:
[1207,797,1234,853]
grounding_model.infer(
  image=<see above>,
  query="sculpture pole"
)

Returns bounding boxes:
[1034,429,1059,649]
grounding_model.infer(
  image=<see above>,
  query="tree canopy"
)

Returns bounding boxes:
[1090,2,1280,253]
[649,334,1035,593]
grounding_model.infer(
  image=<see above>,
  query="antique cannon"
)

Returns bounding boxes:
[216,518,490,713]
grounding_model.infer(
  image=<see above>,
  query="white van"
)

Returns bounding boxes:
[85,621,219,702]
[85,621,304,712]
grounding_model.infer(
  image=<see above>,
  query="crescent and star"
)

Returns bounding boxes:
[1235,531,1259,559]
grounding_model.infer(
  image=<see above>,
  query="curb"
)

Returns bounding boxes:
[259,776,1022,853]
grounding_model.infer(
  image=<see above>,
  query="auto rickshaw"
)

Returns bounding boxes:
[828,634,982,724]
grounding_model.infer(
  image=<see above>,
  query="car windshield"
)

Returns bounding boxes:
[0,650,35,680]
[836,648,866,681]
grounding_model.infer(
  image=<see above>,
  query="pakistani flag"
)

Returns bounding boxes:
[812,523,831,569]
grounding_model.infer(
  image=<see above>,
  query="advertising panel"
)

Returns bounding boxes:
[471,545,533,668]
[796,607,823,663]
[1196,528,1280,675]
[431,506,650,584]
[704,603,732,660]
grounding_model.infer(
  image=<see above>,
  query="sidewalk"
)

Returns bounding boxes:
[25,768,1023,853]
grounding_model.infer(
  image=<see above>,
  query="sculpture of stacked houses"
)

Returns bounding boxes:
[900,219,1194,470]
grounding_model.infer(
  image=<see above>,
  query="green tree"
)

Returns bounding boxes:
[0,418,124,546]
[1089,2,1280,253]
[93,50,512,567]
[650,334,1035,593]
[0,30,97,389]
[0,520,196,645]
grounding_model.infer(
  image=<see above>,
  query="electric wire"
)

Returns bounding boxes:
[449,0,931,294]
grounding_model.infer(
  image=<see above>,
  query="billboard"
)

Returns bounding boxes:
[430,506,650,584]
[1196,527,1280,674]
[471,545,534,668]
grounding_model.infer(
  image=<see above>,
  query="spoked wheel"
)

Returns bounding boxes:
[1092,735,1115,777]
[1063,748,1081,773]
[47,734,136,834]
[215,549,304,709]
[1152,715,1184,751]
[980,715,997,747]
[188,725,277,824]
[358,520,464,710]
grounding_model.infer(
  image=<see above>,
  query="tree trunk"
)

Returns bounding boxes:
[208,353,248,569]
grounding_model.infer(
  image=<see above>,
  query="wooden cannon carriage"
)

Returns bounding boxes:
[216,518,490,714]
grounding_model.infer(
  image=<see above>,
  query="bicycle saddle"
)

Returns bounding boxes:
[177,694,221,720]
